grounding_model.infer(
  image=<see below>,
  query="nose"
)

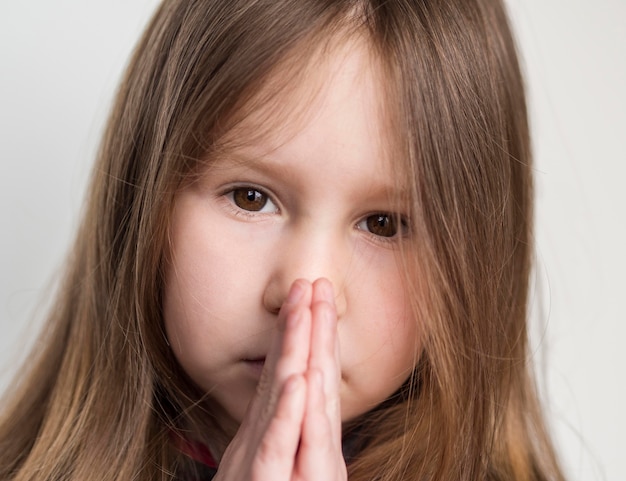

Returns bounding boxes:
[262,227,348,318]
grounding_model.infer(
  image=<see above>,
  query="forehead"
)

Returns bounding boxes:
[211,33,403,187]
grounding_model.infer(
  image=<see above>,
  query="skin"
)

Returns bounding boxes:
[163,37,420,480]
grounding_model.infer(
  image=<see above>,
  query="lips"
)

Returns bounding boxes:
[243,357,266,376]
[243,357,266,364]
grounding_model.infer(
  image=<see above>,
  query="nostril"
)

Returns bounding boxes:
[263,278,313,317]
[262,278,288,316]
[264,298,282,316]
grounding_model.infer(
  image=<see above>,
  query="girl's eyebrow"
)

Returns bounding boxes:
[211,151,409,204]
[208,151,296,182]
[218,151,289,176]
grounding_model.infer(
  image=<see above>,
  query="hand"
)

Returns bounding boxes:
[214,278,347,481]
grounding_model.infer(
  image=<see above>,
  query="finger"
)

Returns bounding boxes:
[266,278,312,372]
[296,369,347,480]
[309,278,342,443]
[218,374,307,481]
[244,280,312,428]
[251,374,307,480]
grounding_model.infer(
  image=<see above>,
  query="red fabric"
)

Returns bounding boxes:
[172,432,218,469]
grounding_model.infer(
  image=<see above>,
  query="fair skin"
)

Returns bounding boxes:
[163,37,420,480]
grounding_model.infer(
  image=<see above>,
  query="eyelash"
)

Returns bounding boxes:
[222,186,409,241]
[355,213,409,242]
[222,185,279,218]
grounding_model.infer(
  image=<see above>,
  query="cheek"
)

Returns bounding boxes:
[350,283,418,372]
[162,201,261,375]
[162,191,289,389]
[339,256,420,420]
[353,251,417,351]
[162,249,224,371]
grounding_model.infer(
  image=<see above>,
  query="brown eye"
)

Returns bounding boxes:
[364,214,398,238]
[232,188,269,211]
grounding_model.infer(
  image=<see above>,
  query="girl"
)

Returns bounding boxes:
[0,0,566,480]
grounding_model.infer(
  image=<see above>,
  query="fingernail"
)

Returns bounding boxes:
[286,280,305,304]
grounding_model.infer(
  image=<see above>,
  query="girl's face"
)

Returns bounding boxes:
[163,39,420,424]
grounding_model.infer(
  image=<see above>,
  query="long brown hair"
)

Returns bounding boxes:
[0,1,564,480]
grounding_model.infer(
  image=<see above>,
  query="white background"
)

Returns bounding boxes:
[1,2,624,480]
